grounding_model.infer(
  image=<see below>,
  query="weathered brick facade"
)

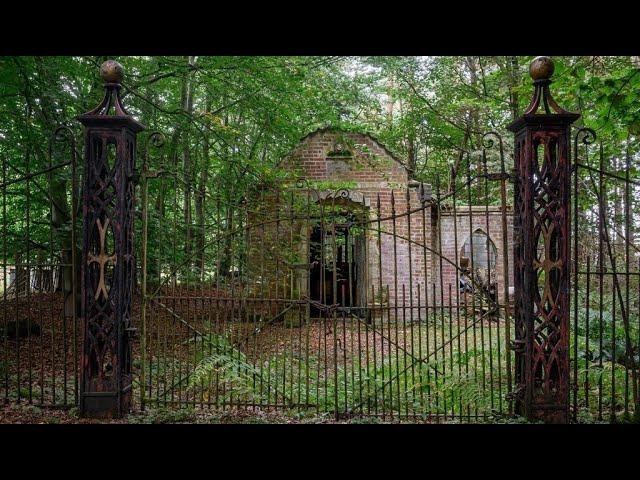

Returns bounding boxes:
[435,205,515,306]
[257,128,515,314]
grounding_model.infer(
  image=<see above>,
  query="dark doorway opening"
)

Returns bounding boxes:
[309,215,362,317]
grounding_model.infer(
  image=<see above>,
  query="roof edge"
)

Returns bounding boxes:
[279,126,411,174]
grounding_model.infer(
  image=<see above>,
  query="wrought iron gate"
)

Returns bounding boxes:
[571,128,640,423]
[3,57,640,423]
[137,133,515,421]
[1,127,79,408]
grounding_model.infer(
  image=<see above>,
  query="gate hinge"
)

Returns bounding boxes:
[287,261,318,270]
[505,385,525,402]
[513,228,523,244]
[140,168,172,181]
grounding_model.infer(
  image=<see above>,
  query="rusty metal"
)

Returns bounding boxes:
[77,60,144,418]
[1,126,79,408]
[484,132,514,413]
[136,126,515,423]
[5,56,637,424]
[508,56,579,423]
[571,128,640,423]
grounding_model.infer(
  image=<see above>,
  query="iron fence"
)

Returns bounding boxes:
[1,127,79,408]
[2,126,638,423]
[137,134,515,422]
[571,128,640,422]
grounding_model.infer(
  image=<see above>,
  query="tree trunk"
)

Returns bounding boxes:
[181,56,196,273]
[386,77,394,123]
[31,57,79,316]
[407,135,416,177]
[465,56,482,150]
[195,95,212,280]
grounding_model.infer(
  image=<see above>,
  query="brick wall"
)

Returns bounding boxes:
[254,128,516,315]
[280,129,431,309]
[434,205,515,306]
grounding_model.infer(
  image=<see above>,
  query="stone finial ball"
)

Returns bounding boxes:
[100,60,124,84]
[529,56,555,81]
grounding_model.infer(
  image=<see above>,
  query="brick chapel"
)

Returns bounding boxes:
[271,127,514,312]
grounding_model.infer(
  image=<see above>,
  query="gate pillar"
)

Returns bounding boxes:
[78,60,144,418]
[508,57,579,423]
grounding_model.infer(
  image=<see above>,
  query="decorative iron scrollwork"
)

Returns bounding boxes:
[508,57,579,423]
[78,60,144,418]
[87,218,116,301]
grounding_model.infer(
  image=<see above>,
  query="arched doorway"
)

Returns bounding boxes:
[459,228,498,300]
[308,191,368,317]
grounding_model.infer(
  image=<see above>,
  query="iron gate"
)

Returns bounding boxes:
[2,57,640,423]
[571,128,640,422]
[137,133,515,421]
[1,127,80,408]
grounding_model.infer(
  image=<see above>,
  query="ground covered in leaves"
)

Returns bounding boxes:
[2,403,516,424]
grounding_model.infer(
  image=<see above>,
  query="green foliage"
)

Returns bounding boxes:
[2,56,638,281]
[186,333,260,401]
[158,322,510,420]
[571,288,640,421]
[130,407,197,424]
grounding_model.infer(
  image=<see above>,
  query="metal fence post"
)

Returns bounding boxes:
[508,57,579,423]
[78,60,145,418]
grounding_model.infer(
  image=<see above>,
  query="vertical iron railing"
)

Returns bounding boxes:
[572,128,640,423]
[1,127,79,408]
[138,130,514,422]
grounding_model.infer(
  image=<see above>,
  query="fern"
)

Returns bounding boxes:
[186,334,261,402]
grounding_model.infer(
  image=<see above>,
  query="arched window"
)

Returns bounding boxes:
[460,229,497,270]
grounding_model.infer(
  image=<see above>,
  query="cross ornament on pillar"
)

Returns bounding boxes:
[87,218,117,301]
